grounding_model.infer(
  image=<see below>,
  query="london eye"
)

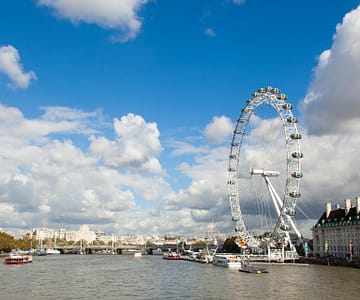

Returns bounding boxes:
[227,86,303,259]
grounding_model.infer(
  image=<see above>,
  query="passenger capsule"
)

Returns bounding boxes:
[231,142,239,147]
[272,88,280,94]
[227,180,235,185]
[280,224,289,231]
[287,117,298,123]
[277,93,287,101]
[265,86,273,92]
[229,154,237,159]
[289,191,301,198]
[286,208,296,216]
[228,168,235,172]
[291,171,303,178]
[246,99,252,104]
[252,92,260,97]
[282,103,293,110]
[258,87,265,93]
[233,129,243,134]
[290,133,302,140]
[291,152,304,159]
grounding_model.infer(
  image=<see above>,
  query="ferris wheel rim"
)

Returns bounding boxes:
[227,86,303,248]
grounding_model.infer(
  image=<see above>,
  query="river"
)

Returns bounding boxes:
[1,254,359,299]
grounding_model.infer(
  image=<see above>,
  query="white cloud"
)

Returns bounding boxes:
[204,28,216,37]
[169,141,208,156]
[295,6,360,236]
[0,45,37,89]
[227,0,246,5]
[6,100,360,238]
[37,0,148,42]
[2,103,234,235]
[205,115,233,144]
[90,113,163,173]
[301,5,360,135]
[0,105,138,232]
[0,104,101,146]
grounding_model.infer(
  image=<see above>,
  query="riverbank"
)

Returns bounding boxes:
[298,256,360,268]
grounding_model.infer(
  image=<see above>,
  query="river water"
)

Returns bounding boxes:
[1,254,359,300]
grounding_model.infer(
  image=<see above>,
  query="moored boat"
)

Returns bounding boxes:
[238,265,269,274]
[163,252,181,260]
[181,250,214,264]
[46,248,61,255]
[212,254,244,268]
[134,252,143,258]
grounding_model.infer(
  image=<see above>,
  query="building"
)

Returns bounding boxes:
[312,197,360,258]
[25,227,66,241]
[65,225,96,243]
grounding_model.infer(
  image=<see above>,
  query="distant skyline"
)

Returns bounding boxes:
[1,1,360,238]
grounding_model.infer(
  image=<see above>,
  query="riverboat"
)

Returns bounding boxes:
[162,252,181,260]
[212,254,244,268]
[134,252,143,258]
[4,253,33,265]
[46,248,61,255]
[181,249,215,264]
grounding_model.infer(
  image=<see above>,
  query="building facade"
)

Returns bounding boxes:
[312,197,360,258]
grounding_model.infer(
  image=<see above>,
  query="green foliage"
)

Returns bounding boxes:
[93,240,105,245]
[295,243,305,256]
[0,231,17,252]
[223,236,240,253]
[16,238,33,250]
[0,232,36,252]
[192,240,206,246]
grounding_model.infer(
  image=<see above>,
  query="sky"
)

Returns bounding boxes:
[1,0,360,238]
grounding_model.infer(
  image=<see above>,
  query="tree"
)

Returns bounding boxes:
[223,237,240,253]
[16,238,33,250]
[0,231,17,252]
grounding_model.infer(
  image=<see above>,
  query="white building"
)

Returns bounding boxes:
[312,197,360,258]
[26,227,66,241]
[65,225,96,243]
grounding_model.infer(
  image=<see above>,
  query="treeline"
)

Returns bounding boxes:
[0,231,32,252]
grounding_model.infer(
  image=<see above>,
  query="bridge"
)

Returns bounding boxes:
[55,244,217,255]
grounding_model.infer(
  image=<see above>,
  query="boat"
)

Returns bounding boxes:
[4,253,33,264]
[181,249,215,264]
[46,248,61,255]
[134,252,143,258]
[162,252,181,260]
[238,258,268,274]
[212,254,245,268]
[238,265,269,274]
[29,248,47,256]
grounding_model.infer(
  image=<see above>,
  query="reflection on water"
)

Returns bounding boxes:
[1,255,359,300]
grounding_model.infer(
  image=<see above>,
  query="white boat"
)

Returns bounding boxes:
[46,248,61,255]
[4,252,33,264]
[182,250,215,264]
[134,252,142,258]
[212,254,245,268]
[163,252,181,260]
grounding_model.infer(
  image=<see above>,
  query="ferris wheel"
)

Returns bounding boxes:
[227,86,303,251]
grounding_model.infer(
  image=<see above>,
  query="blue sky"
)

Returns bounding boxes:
[1,0,360,238]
